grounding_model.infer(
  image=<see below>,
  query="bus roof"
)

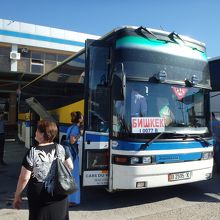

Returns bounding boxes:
[22,26,207,89]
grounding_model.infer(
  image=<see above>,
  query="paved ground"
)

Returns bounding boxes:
[0,140,29,219]
[1,141,220,220]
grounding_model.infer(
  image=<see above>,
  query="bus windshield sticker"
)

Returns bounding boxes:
[171,86,188,100]
[132,117,165,133]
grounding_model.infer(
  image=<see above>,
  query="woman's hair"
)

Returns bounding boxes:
[37,120,58,142]
[71,111,83,124]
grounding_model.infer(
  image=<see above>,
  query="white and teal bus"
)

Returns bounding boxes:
[18,26,213,191]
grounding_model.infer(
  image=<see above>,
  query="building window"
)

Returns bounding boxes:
[31,59,44,73]
[16,48,71,74]
[45,52,57,61]
[31,51,44,74]
[32,51,44,60]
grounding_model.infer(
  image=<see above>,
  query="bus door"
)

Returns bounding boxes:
[82,39,111,187]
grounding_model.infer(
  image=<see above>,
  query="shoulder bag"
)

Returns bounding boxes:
[53,144,78,195]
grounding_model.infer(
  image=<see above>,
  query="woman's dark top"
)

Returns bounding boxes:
[22,143,71,220]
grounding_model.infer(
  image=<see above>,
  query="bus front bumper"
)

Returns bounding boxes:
[111,159,213,190]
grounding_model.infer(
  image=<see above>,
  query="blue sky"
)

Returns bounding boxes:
[1,0,219,58]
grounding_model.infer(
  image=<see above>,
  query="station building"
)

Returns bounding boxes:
[0,18,99,137]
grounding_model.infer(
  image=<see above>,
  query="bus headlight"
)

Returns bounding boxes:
[130,157,140,165]
[201,151,213,160]
[113,155,154,165]
[142,156,152,164]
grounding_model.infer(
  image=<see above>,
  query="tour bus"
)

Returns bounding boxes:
[18,26,214,191]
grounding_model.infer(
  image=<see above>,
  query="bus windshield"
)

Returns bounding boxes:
[113,81,208,138]
[115,39,210,88]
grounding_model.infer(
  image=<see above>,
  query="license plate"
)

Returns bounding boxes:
[168,171,191,182]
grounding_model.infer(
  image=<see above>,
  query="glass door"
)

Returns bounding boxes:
[82,39,111,186]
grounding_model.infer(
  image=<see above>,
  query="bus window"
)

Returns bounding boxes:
[86,150,108,170]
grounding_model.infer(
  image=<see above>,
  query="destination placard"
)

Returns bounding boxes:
[132,117,165,133]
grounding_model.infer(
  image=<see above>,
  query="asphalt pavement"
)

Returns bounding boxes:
[0,140,29,219]
[1,141,220,220]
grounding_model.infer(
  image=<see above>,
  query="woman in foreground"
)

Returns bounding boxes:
[13,120,73,220]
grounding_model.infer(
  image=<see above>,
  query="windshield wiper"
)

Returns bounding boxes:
[140,132,177,150]
[137,26,158,39]
[183,134,211,147]
[140,132,211,150]
[168,31,185,44]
